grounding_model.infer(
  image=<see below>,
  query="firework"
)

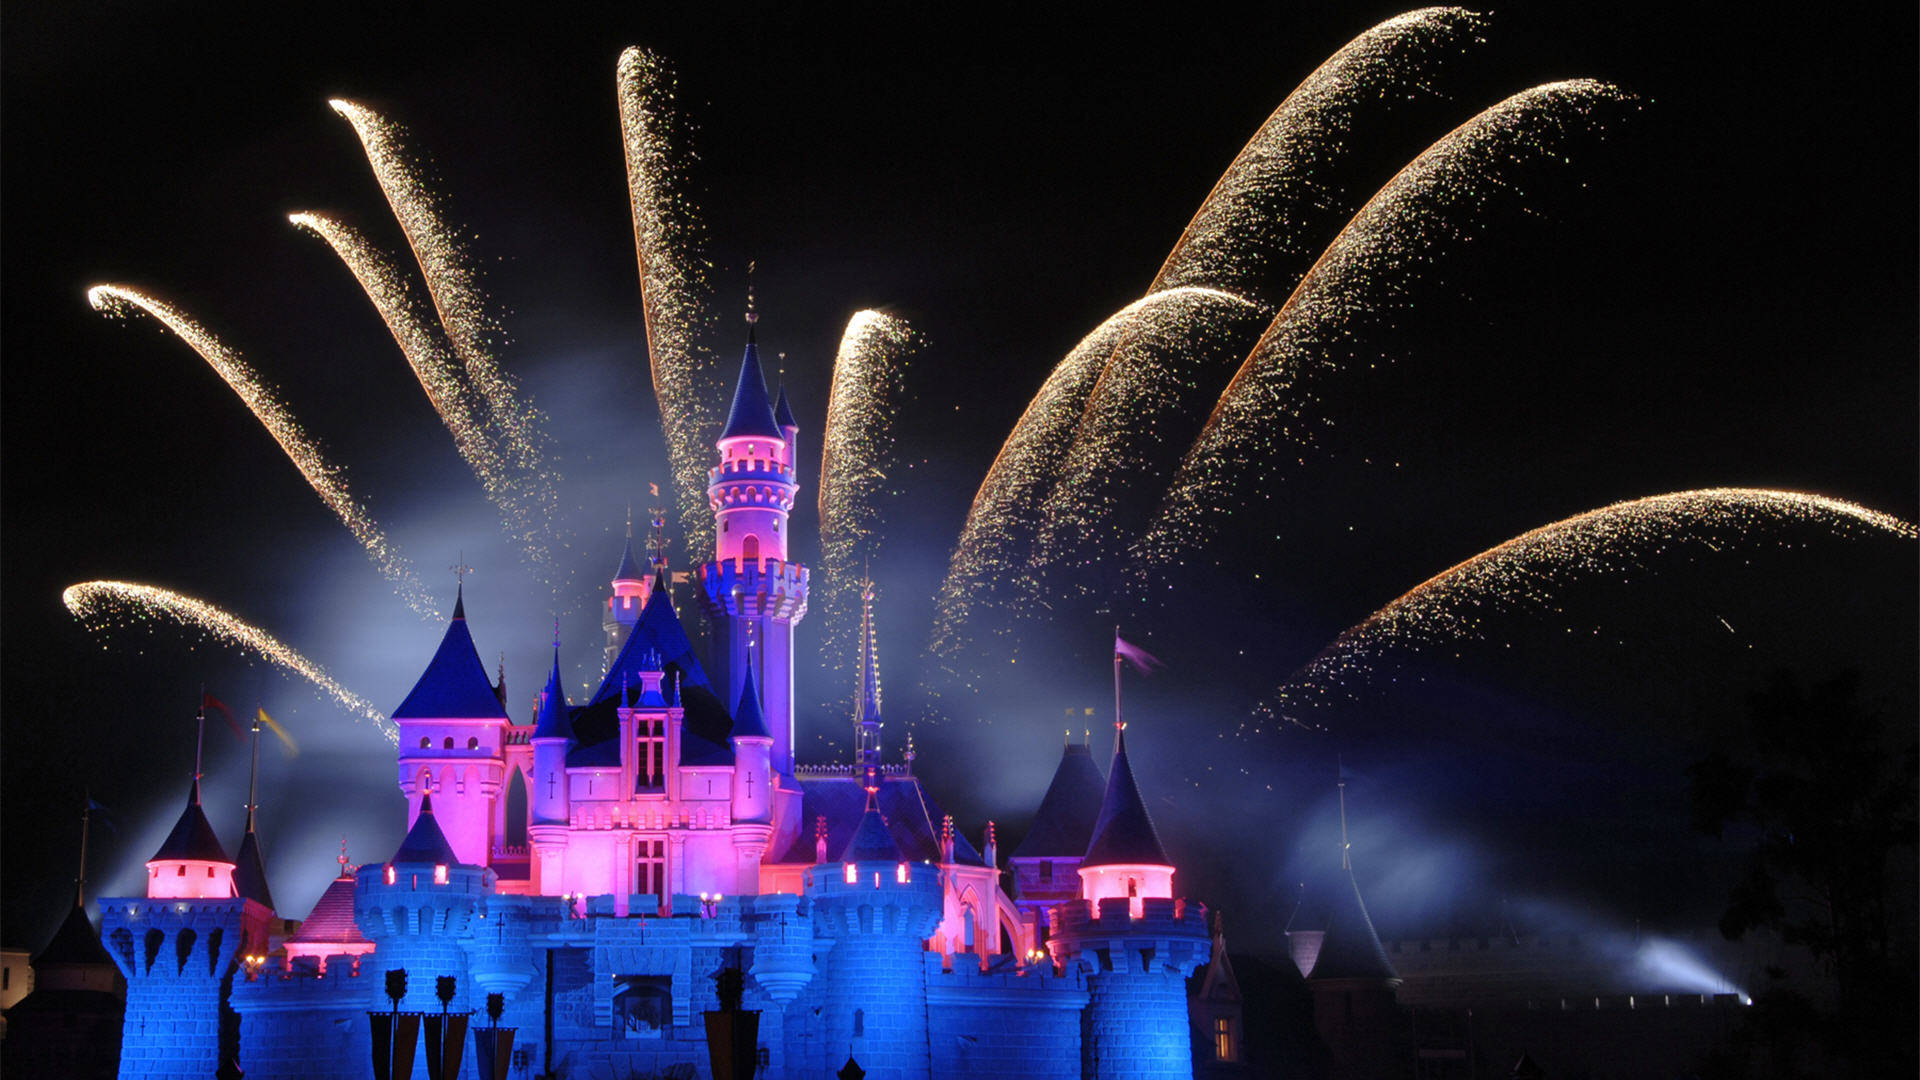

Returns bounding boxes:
[287,210,554,562]
[617,46,722,560]
[63,580,395,742]
[327,99,559,568]
[1134,80,1633,580]
[817,311,921,685]
[1030,287,1263,600]
[1153,7,1488,304]
[930,289,1228,661]
[86,284,434,616]
[1273,490,1919,715]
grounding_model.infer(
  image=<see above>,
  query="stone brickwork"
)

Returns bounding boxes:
[100,897,256,1080]
[232,961,372,1080]
[926,953,1088,1079]
[1050,897,1213,1080]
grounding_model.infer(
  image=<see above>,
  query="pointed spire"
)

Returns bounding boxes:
[731,664,773,741]
[774,379,797,431]
[392,587,509,720]
[392,792,461,866]
[532,625,573,741]
[1012,735,1107,859]
[720,275,783,440]
[452,582,467,621]
[1081,718,1170,868]
[615,510,646,582]
[856,576,883,725]
[839,795,905,864]
[1308,767,1397,983]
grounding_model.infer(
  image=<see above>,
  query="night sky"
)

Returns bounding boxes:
[4,2,1914,961]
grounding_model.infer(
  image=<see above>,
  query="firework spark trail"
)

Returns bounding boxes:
[63,580,395,743]
[1133,80,1633,580]
[929,289,1230,662]
[288,212,501,487]
[1030,287,1263,597]
[817,311,921,685]
[328,99,561,572]
[1271,490,1919,716]
[1152,7,1488,303]
[86,285,435,616]
[618,46,722,560]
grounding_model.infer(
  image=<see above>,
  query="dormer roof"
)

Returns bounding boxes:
[1011,742,1106,859]
[391,793,461,867]
[150,779,230,865]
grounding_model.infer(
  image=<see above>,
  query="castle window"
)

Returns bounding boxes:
[434,864,449,885]
[853,1009,865,1037]
[896,862,909,884]
[207,866,215,877]
[444,737,455,749]
[844,862,858,884]
[468,737,480,750]
[386,865,397,885]
[1213,1017,1235,1061]
[636,838,666,900]
[177,865,186,876]
[1039,861,1052,883]
[742,534,760,562]
[420,736,431,749]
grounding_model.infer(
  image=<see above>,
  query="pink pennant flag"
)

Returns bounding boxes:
[1113,632,1163,675]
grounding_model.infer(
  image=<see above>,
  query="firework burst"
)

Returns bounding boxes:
[817,311,922,686]
[617,46,722,560]
[1133,80,1633,583]
[1153,6,1489,303]
[1272,489,1919,717]
[63,580,394,742]
[86,284,434,616]
[327,99,561,575]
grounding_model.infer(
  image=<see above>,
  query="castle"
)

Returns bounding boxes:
[79,317,1245,1080]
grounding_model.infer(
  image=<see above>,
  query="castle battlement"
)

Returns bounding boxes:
[697,557,809,594]
[708,456,797,484]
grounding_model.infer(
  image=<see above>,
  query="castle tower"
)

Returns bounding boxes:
[231,720,274,912]
[697,310,808,777]
[392,586,511,868]
[806,795,945,1080]
[354,795,486,1016]
[103,729,271,1080]
[1009,734,1107,945]
[604,517,649,671]
[1049,720,1209,1080]
[1305,774,1406,1080]
[527,633,572,894]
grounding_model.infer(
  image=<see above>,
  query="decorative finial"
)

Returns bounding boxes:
[339,837,350,876]
[904,730,915,765]
[745,261,759,329]
[553,617,562,650]
[626,505,633,538]
[451,553,474,585]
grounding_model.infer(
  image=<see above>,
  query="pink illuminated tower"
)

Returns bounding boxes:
[697,302,809,777]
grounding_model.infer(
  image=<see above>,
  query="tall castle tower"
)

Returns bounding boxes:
[697,306,808,777]
[391,585,511,868]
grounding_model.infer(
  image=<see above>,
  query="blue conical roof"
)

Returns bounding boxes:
[234,829,274,909]
[1081,728,1171,867]
[774,383,797,430]
[720,340,783,440]
[839,802,905,863]
[531,646,572,741]
[392,793,461,866]
[731,667,772,741]
[151,779,231,865]
[1307,864,1398,983]
[392,588,509,720]
[1011,742,1107,859]
[614,532,645,582]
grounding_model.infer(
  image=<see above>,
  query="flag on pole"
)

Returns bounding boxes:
[257,707,299,757]
[648,482,660,497]
[201,691,249,745]
[85,795,116,832]
[1113,633,1163,675]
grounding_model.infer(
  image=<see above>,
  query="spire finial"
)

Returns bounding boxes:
[339,836,350,877]
[1337,755,1351,871]
[77,791,93,907]
[553,617,562,651]
[627,505,634,538]
[193,699,207,787]
[452,552,473,585]
[745,261,759,338]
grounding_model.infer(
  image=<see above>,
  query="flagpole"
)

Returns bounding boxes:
[1112,626,1124,754]
[247,713,263,827]
[77,793,91,906]
[194,700,206,784]
[1337,757,1351,871]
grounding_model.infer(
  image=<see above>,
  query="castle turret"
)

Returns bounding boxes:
[806,794,945,1080]
[232,720,274,912]
[354,795,486,1014]
[1305,773,1406,1080]
[104,714,270,1080]
[1010,734,1108,944]
[1048,718,1209,1080]
[392,585,511,868]
[604,517,649,671]
[697,310,808,777]
[1078,723,1176,911]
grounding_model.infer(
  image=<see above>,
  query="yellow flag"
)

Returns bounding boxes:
[257,707,299,757]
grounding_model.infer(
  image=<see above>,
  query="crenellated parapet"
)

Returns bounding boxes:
[230,961,374,1080]
[696,557,810,620]
[1046,896,1212,975]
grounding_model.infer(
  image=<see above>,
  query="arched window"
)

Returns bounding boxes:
[420,736,431,749]
[741,534,760,562]
[504,768,528,847]
[467,736,480,750]
[443,737,455,749]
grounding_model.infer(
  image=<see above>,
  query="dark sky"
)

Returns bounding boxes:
[4,2,1914,958]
